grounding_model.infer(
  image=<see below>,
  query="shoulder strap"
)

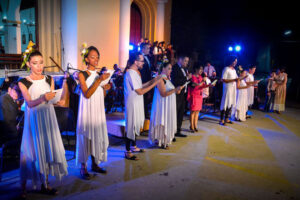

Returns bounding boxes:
[18,78,32,89]
[80,71,90,80]
[45,75,52,86]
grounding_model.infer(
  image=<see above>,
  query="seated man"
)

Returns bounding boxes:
[0,82,22,146]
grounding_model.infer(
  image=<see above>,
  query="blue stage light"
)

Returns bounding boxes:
[129,44,134,51]
[228,46,233,52]
[284,30,292,36]
[235,45,241,52]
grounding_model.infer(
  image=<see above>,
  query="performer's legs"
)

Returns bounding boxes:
[220,110,225,121]
[176,93,185,133]
[225,106,232,122]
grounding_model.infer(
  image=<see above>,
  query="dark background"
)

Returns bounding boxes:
[171,0,300,101]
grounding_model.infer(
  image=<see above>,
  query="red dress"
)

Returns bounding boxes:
[187,75,205,111]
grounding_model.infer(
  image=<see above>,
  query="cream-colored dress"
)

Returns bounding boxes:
[76,70,109,165]
[124,69,145,140]
[220,67,238,111]
[235,79,248,121]
[149,75,177,147]
[20,76,68,187]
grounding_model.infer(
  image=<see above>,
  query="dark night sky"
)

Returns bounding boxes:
[171,0,300,69]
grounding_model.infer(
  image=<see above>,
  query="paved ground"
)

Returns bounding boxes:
[1,108,300,200]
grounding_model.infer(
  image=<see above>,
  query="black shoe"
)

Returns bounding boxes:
[190,126,195,133]
[172,137,176,142]
[175,133,187,137]
[91,166,107,174]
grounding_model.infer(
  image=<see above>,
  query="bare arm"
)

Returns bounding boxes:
[157,80,178,97]
[142,78,156,88]
[135,76,162,95]
[222,78,237,83]
[18,82,55,108]
[236,79,248,89]
[78,72,109,99]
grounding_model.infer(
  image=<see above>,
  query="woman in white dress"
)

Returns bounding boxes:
[220,56,238,125]
[18,51,68,198]
[245,65,260,118]
[235,70,250,121]
[76,46,111,179]
[124,52,163,160]
[149,62,183,149]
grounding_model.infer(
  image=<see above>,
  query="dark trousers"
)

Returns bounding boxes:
[125,137,137,151]
[220,106,232,121]
[143,90,153,119]
[264,91,275,112]
[176,92,186,133]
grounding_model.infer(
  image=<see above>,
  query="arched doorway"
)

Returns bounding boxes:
[130,3,142,45]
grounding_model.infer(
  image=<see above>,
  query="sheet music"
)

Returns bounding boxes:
[100,70,115,86]
[48,89,63,104]
[211,79,218,86]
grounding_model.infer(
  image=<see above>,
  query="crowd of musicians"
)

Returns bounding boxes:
[0,41,287,198]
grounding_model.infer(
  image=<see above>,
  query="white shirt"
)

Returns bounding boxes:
[204,65,216,77]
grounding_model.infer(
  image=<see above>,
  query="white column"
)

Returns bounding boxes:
[61,0,78,70]
[0,0,22,54]
[156,0,167,42]
[119,0,131,69]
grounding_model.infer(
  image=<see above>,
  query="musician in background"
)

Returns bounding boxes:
[0,82,22,145]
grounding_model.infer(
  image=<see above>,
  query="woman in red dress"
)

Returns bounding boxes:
[188,65,209,132]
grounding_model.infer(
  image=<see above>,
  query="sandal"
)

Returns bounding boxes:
[80,168,91,180]
[131,147,145,153]
[219,120,226,126]
[92,165,107,174]
[225,120,233,124]
[124,152,139,160]
[40,184,58,195]
[161,145,169,150]
[194,128,198,132]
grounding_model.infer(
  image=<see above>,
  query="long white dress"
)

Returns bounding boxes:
[235,79,248,121]
[124,69,145,141]
[220,67,238,111]
[246,73,254,106]
[20,76,68,187]
[76,70,109,165]
[149,75,177,147]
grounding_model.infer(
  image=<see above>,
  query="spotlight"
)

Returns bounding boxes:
[129,44,134,51]
[228,46,233,52]
[235,45,241,52]
[23,19,27,23]
[3,16,7,20]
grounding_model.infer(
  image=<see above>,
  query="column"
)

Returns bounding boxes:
[61,0,78,70]
[119,0,131,69]
[156,0,167,42]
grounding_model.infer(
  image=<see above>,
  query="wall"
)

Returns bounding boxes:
[77,0,120,70]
